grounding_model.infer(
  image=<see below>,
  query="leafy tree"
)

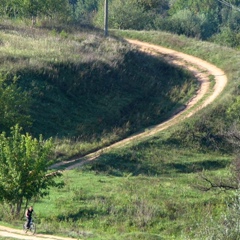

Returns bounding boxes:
[0,0,70,20]
[0,74,31,132]
[168,0,221,15]
[132,0,169,13]
[94,0,152,30]
[74,0,98,23]
[0,125,62,217]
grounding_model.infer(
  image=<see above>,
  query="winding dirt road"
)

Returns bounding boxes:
[52,39,227,170]
[0,40,228,239]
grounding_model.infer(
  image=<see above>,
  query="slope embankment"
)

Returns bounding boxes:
[52,39,228,170]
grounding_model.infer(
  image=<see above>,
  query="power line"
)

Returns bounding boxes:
[216,0,240,12]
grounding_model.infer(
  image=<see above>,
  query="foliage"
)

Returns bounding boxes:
[168,0,222,16]
[0,0,70,20]
[0,125,62,217]
[226,96,240,122]
[135,0,169,13]
[210,26,240,48]
[198,189,240,240]
[0,73,30,133]
[1,0,240,47]
[0,17,238,240]
[94,0,152,30]
[157,9,204,39]
[30,146,231,239]
[74,0,98,24]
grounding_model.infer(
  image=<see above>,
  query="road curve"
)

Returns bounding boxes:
[53,39,228,170]
[0,40,228,240]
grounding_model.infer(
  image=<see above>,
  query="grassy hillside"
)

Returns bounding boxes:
[29,31,239,239]
[0,23,197,160]
[0,25,239,239]
[114,30,240,152]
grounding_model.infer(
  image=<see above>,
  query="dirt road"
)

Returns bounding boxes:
[53,39,227,170]
[0,40,228,239]
[0,225,75,240]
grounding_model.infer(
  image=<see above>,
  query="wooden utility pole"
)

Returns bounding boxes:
[104,0,108,37]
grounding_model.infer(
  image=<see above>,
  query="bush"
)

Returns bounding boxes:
[154,9,218,40]
[195,189,240,240]
[210,27,240,48]
[94,0,152,30]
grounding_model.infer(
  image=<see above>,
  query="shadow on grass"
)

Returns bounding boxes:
[163,159,229,174]
[57,205,106,221]
[84,152,229,177]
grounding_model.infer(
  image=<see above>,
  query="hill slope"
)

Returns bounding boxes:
[0,24,198,160]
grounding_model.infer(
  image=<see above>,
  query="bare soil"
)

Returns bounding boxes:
[0,225,75,240]
[0,40,228,240]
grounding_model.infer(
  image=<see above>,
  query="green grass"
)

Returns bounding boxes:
[1,24,240,240]
[31,144,232,240]
[0,24,198,160]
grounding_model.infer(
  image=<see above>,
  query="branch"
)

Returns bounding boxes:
[195,173,237,192]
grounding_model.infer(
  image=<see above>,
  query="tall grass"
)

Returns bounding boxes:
[29,144,232,239]
[0,25,239,239]
[0,24,197,160]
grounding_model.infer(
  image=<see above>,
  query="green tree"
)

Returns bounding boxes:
[168,0,221,15]
[94,0,151,30]
[133,0,169,13]
[74,0,98,23]
[0,125,62,217]
[0,74,30,132]
[0,0,70,20]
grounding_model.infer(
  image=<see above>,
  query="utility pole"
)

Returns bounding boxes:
[104,0,108,37]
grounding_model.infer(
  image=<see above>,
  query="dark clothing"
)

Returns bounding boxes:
[26,209,33,228]
[26,209,33,218]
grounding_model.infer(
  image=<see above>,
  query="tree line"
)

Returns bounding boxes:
[1,0,240,48]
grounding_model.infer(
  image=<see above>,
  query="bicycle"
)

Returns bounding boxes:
[23,218,36,234]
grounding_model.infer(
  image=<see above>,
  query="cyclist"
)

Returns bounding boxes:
[25,206,34,229]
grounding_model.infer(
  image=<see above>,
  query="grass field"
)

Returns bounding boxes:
[33,142,232,239]
[0,24,239,239]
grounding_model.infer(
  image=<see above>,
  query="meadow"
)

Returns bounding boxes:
[0,22,239,239]
[32,137,232,240]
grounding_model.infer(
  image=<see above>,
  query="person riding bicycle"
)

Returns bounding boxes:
[25,206,34,229]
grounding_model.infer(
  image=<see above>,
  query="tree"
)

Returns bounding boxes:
[0,125,62,217]
[94,0,151,30]
[0,74,31,133]
[133,0,169,13]
[75,0,98,23]
[0,0,70,21]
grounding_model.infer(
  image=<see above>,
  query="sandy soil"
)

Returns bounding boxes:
[0,225,75,240]
[0,40,228,240]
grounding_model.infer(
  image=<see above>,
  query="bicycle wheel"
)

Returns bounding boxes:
[29,222,36,234]
[23,222,27,232]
